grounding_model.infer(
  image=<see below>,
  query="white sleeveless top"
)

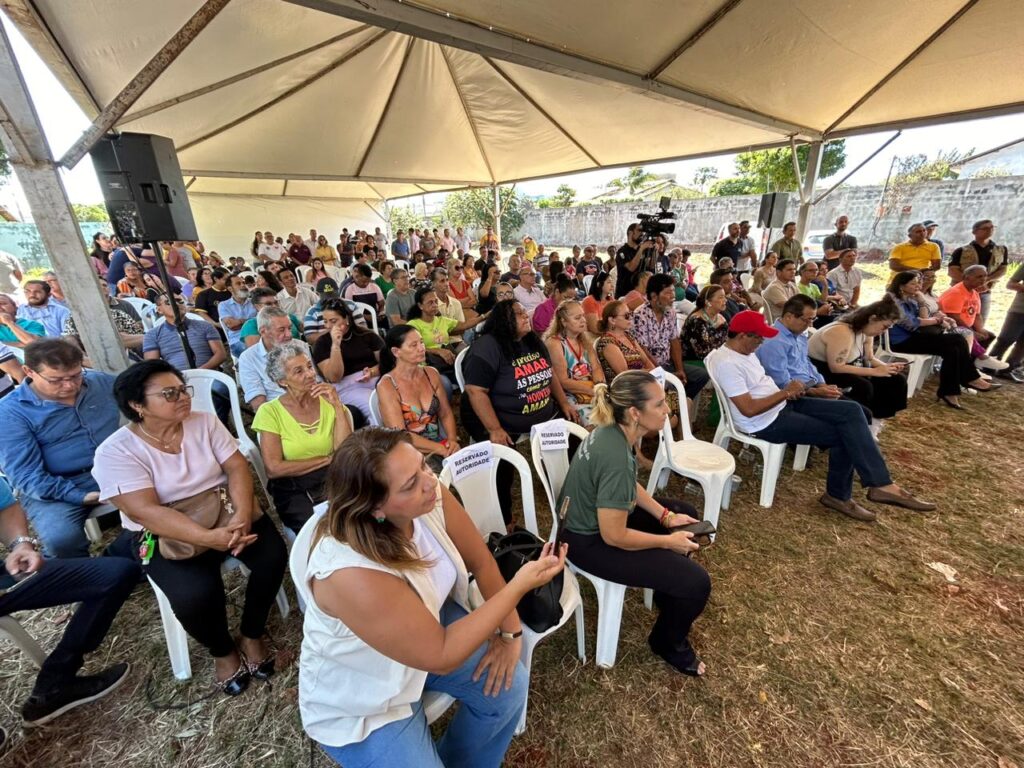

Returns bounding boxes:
[806,321,866,365]
[298,481,471,747]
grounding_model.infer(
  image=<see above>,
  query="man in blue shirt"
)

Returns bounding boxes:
[756,294,851,400]
[0,475,137,727]
[17,281,71,338]
[390,231,410,260]
[0,339,119,558]
[143,294,226,370]
[211,274,255,356]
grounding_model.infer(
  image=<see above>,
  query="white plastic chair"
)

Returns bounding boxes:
[740,272,753,290]
[288,501,455,723]
[352,301,379,335]
[150,557,290,680]
[648,372,736,536]
[0,615,47,666]
[453,346,468,391]
[708,376,809,508]
[439,442,583,734]
[528,423,650,669]
[367,388,383,426]
[183,369,272,503]
[122,296,157,330]
[394,260,410,272]
[880,330,933,395]
[295,265,312,283]
[83,502,119,543]
[582,274,594,293]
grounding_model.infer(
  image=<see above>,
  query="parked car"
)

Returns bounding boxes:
[802,229,832,262]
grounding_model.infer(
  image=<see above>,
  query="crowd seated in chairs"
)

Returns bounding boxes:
[706,310,936,522]
[1,217,1014,754]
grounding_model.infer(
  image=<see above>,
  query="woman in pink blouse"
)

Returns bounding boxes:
[93,360,287,697]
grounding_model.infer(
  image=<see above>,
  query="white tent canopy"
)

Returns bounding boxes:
[8,0,1021,206]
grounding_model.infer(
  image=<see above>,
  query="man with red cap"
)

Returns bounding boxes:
[706,310,936,521]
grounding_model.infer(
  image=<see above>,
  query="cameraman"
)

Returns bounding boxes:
[615,223,654,298]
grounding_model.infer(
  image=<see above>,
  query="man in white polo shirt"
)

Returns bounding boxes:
[706,310,935,521]
[512,264,544,319]
[257,231,286,263]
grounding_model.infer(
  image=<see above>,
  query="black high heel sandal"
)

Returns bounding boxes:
[937,394,964,410]
[244,638,277,680]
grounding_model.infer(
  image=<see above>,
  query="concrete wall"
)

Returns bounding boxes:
[517,176,1024,254]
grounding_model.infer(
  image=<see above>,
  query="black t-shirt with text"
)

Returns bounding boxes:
[195,288,232,322]
[462,334,556,435]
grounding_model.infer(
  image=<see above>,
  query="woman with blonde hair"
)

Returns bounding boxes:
[297,429,566,767]
[543,299,604,420]
[557,371,710,676]
[315,235,337,266]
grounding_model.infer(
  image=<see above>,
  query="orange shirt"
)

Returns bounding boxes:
[937,282,980,328]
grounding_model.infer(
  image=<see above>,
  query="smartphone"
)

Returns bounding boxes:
[551,496,571,555]
[678,520,717,537]
[0,569,39,597]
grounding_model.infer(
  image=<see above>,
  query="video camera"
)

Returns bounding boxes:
[636,196,676,237]
[635,196,676,272]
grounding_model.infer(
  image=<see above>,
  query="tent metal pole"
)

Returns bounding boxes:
[789,136,806,204]
[58,0,232,169]
[0,23,127,372]
[493,185,501,248]
[812,131,901,205]
[795,141,823,246]
[646,0,745,80]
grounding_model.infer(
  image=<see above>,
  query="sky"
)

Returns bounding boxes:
[2,10,1023,220]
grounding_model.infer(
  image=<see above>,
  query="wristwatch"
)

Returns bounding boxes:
[496,629,523,642]
[8,536,39,552]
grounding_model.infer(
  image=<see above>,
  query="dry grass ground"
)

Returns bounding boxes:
[0,262,1021,768]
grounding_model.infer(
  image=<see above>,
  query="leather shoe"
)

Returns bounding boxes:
[866,487,937,512]
[819,494,876,521]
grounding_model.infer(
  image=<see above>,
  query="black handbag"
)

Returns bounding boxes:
[485,528,564,633]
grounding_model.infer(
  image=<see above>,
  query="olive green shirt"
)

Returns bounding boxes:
[559,424,637,536]
[770,237,803,264]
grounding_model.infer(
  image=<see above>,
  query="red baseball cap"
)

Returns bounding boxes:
[728,310,778,338]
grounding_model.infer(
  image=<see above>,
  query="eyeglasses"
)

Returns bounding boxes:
[453,265,463,271]
[618,312,633,320]
[33,369,84,386]
[145,385,194,402]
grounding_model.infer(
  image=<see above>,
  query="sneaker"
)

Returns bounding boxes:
[1012,366,1024,384]
[22,663,130,727]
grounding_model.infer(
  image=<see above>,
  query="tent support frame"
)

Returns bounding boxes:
[0,22,128,373]
[58,0,232,169]
[286,0,820,140]
[646,0,745,80]
[795,141,823,245]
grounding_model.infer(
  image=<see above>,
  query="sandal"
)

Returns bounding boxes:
[214,658,251,697]
[243,637,277,680]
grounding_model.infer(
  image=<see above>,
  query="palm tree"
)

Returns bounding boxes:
[604,166,658,195]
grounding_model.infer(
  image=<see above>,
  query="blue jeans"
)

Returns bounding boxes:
[320,601,527,768]
[21,471,101,558]
[752,398,892,500]
[0,557,139,694]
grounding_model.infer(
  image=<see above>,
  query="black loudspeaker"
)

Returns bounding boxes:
[90,133,198,243]
[757,192,789,228]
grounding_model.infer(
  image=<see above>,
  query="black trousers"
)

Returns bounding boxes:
[143,514,287,658]
[268,467,328,533]
[891,331,976,397]
[812,359,908,419]
[0,556,139,695]
[561,500,710,662]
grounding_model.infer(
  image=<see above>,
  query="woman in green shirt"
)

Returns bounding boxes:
[406,287,458,386]
[253,340,352,532]
[558,370,711,676]
[374,260,396,297]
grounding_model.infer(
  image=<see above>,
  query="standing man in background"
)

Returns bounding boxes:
[948,219,1007,324]
[736,220,758,274]
[822,215,857,271]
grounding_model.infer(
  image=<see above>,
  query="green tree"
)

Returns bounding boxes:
[551,184,576,207]
[71,203,111,222]
[709,141,847,196]
[605,166,658,195]
[441,187,529,238]
[388,204,422,233]
[692,165,718,192]
[0,144,9,183]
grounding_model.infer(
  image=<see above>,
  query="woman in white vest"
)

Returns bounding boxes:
[298,428,566,768]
